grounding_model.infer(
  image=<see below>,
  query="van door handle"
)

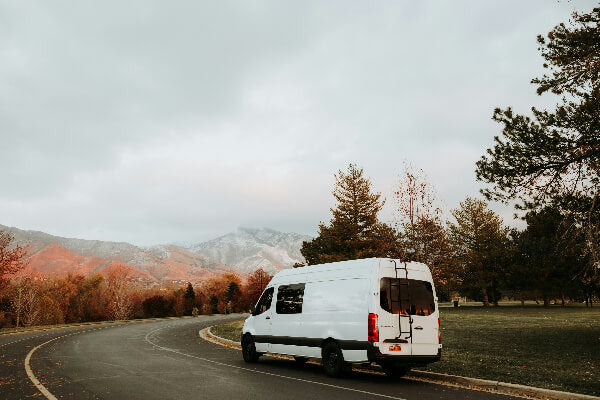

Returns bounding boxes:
[265,316,270,319]
[414,326,423,330]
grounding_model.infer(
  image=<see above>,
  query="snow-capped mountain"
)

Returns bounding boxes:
[186,227,312,274]
[0,224,242,283]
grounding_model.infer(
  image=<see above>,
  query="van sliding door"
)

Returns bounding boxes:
[270,283,306,356]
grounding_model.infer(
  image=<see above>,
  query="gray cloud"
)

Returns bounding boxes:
[0,0,592,244]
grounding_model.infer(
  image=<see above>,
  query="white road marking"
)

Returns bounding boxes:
[23,325,119,399]
[144,325,408,400]
[25,334,74,400]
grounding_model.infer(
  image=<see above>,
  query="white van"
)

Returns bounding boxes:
[241,258,441,377]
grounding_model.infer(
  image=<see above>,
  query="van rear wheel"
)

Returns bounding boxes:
[322,342,349,377]
[294,356,308,366]
[382,364,410,378]
[242,335,260,363]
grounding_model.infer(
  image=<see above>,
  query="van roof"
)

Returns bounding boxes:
[268,257,431,284]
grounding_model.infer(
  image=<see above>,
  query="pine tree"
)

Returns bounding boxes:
[183,282,195,316]
[448,198,510,306]
[475,4,600,286]
[210,295,219,314]
[515,207,587,306]
[301,164,396,265]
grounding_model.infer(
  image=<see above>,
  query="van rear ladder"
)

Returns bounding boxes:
[389,260,412,341]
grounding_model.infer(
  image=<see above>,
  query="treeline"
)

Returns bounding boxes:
[298,164,599,306]
[0,258,272,328]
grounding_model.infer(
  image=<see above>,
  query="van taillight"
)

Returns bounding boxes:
[438,317,441,343]
[368,313,379,342]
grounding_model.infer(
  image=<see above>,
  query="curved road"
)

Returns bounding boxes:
[0,315,521,399]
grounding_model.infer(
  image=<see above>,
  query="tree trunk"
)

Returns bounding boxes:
[481,286,490,307]
[561,292,566,307]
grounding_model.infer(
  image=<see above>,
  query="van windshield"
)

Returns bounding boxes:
[380,278,435,316]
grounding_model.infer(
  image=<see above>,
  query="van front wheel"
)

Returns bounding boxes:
[322,342,348,377]
[242,335,260,363]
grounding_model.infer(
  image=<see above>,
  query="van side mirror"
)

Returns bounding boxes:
[250,304,256,314]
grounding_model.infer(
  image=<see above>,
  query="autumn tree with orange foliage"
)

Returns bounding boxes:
[0,253,249,327]
[201,273,243,313]
[0,230,28,288]
[239,268,272,311]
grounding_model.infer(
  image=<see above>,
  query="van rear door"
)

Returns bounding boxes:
[379,275,438,356]
[405,280,438,356]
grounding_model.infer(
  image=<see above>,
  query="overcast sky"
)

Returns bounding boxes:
[0,1,594,245]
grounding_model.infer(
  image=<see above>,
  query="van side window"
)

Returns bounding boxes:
[252,287,274,316]
[380,278,435,316]
[276,283,305,314]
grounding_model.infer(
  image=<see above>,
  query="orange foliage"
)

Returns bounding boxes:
[0,266,250,328]
[0,230,28,286]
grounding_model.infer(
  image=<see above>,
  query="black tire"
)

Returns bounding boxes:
[322,342,348,377]
[242,335,260,363]
[382,364,410,378]
[294,356,308,366]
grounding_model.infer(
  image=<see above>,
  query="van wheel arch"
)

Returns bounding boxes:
[320,338,337,356]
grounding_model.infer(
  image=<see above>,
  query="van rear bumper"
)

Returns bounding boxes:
[367,342,441,365]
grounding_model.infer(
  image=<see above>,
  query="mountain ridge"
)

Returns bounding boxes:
[186,227,312,274]
[0,224,243,283]
[1,224,312,281]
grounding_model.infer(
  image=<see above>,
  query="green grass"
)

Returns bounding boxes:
[425,306,600,396]
[211,320,245,341]
[213,306,600,396]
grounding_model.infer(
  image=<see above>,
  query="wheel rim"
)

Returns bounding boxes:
[326,351,338,370]
[244,338,255,358]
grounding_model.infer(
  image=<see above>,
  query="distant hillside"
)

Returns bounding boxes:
[0,224,242,283]
[186,227,312,274]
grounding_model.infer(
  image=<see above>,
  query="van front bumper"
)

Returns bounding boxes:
[367,342,441,366]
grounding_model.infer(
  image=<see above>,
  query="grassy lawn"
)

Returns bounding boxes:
[211,319,245,342]
[212,306,600,396]
[426,306,600,396]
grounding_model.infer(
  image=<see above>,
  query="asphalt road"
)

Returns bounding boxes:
[0,315,522,400]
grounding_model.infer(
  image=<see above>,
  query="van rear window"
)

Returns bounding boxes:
[276,283,305,314]
[380,278,435,316]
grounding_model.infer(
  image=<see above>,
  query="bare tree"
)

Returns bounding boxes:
[394,163,453,296]
[106,264,134,320]
[12,278,40,327]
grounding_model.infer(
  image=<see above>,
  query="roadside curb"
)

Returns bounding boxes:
[202,327,241,349]
[407,370,599,400]
[203,324,599,400]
